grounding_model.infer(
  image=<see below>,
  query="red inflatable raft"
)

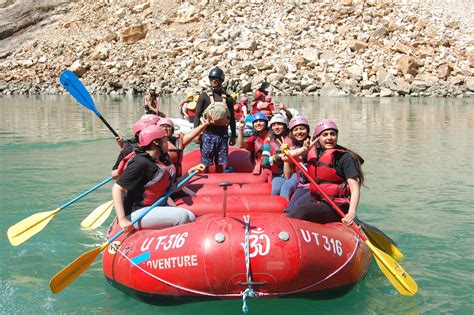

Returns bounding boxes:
[102,149,372,302]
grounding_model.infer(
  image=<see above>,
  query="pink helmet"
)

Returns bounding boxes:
[133,117,156,135]
[240,97,248,104]
[157,117,175,129]
[138,125,167,147]
[264,95,272,102]
[313,119,338,138]
[145,114,161,124]
[289,116,309,131]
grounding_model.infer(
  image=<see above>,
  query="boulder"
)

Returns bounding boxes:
[397,55,420,76]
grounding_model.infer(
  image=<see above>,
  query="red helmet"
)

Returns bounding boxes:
[313,119,338,138]
[254,91,265,100]
[133,117,156,135]
[138,125,167,147]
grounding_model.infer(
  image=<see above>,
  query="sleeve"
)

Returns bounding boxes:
[116,158,147,191]
[336,152,360,180]
[193,92,206,128]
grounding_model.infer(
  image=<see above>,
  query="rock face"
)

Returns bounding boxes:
[0,0,472,97]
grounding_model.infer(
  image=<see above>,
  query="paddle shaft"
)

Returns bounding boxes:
[98,115,119,138]
[60,177,113,210]
[286,152,367,241]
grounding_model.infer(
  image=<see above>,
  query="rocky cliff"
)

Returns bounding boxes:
[0,0,472,97]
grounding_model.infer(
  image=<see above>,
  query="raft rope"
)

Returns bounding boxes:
[113,226,360,299]
[241,214,257,314]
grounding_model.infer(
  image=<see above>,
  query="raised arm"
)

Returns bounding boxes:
[182,120,210,147]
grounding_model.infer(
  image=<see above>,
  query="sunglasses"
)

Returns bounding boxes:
[209,76,221,82]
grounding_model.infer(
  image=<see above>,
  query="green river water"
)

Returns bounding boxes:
[1,95,472,314]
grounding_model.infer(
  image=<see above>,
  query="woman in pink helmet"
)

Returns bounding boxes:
[157,117,211,179]
[111,115,160,179]
[112,125,195,232]
[285,119,364,225]
[277,116,312,201]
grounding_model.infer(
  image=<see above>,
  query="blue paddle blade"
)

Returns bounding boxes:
[60,70,100,116]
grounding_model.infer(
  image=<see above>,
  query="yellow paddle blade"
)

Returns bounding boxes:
[365,240,418,296]
[7,208,61,246]
[361,224,404,261]
[50,242,109,294]
[80,200,114,230]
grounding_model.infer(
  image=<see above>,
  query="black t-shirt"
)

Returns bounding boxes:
[194,89,236,137]
[112,139,137,170]
[116,152,159,215]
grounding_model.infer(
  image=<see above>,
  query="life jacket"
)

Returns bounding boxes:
[168,137,183,178]
[201,90,231,126]
[185,101,196,118]
[233,102,247,120]
[120,152,176,206]
[248,132,269,175]
[117,151,136,176]
[256,101,273,117]
[142,160,176,206]
[265,136,292,175]
[307,148,351,206]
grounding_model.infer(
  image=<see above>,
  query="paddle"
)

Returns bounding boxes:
[49,164,205,294]
[7,176,113,246]
[281,146,418,296]
[357,219,404,261]
[60,70,119,137]
[80,200,114,230]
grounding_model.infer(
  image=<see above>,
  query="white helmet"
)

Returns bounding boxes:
[269,114,288,128]
[280,107,300,117]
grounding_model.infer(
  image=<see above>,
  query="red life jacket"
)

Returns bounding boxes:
[117,152,177,206]
[117,151,135,176]
[248,132,269,175]
[266,136,291,175]
[307,148,351,205]
[254,101,273,117]
[233,102,247,120]
[168,140,183,178]
[142,160,176,206]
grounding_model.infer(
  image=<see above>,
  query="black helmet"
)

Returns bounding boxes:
[208,66,225,83]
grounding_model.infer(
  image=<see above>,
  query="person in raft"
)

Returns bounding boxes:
[111,115,160,179]
[237,112,271,175]
[285,119,364,225]
[281,116,312,204]
[193,66,236,173]
[112,125,195,232]
[178,93,196,123]
[261,114,294,197]
[143,85,166,117]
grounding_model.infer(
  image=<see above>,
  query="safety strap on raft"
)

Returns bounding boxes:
[241,214,258,314]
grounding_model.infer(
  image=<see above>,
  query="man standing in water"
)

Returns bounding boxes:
[193,66,236,173]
